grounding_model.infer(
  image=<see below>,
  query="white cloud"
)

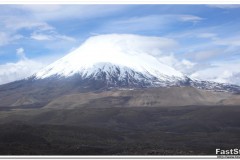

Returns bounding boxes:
[85,34,179,57]
[190,60,240,85]
[0,32,23,46]
[16,48,26,60]
[15,5,62,13]
[197,32,218,40]
[14,5,130,21]
[3,18,54,32]
[214,36,240,47]
[31,32,76,42]
[207,5,240,9]
[0,10,75,47]
[56,35,76,42]
[177,59,196,72]
[186,49,223,61]
[31,33,53,41]
[157,54,178,67]
[99,14,203,33]
[100,15,167,33]
[169,30,240,63]
[0,47,51,85]
[156,54,197,75]
[178,15,203,22]
[0,59,44,85]
[0,32,11,46]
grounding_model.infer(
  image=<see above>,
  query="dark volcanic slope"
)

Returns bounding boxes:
[1,79,240,108]
[0,79,240,155]
[44,87,235,109]
[0,105,240,155]
[0,76,108,107]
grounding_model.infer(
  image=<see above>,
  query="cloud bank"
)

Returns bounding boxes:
[1,34,240,86]
[0,48,45,85]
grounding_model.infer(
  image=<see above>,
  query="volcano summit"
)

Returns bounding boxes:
[34,34,188,88]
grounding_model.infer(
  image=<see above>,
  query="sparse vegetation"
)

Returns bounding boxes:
[0,105,240,155]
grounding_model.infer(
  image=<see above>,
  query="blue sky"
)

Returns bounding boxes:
[1,4,240,85]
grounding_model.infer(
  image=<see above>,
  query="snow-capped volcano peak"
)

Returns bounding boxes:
[35,34,187,87]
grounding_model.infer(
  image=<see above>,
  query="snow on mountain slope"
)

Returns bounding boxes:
[35,34,187,85]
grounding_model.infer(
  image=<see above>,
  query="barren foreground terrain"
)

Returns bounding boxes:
[0,103,240,155]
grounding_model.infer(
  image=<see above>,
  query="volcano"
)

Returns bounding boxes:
[0,34,240,107]
[34,34,188,87]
